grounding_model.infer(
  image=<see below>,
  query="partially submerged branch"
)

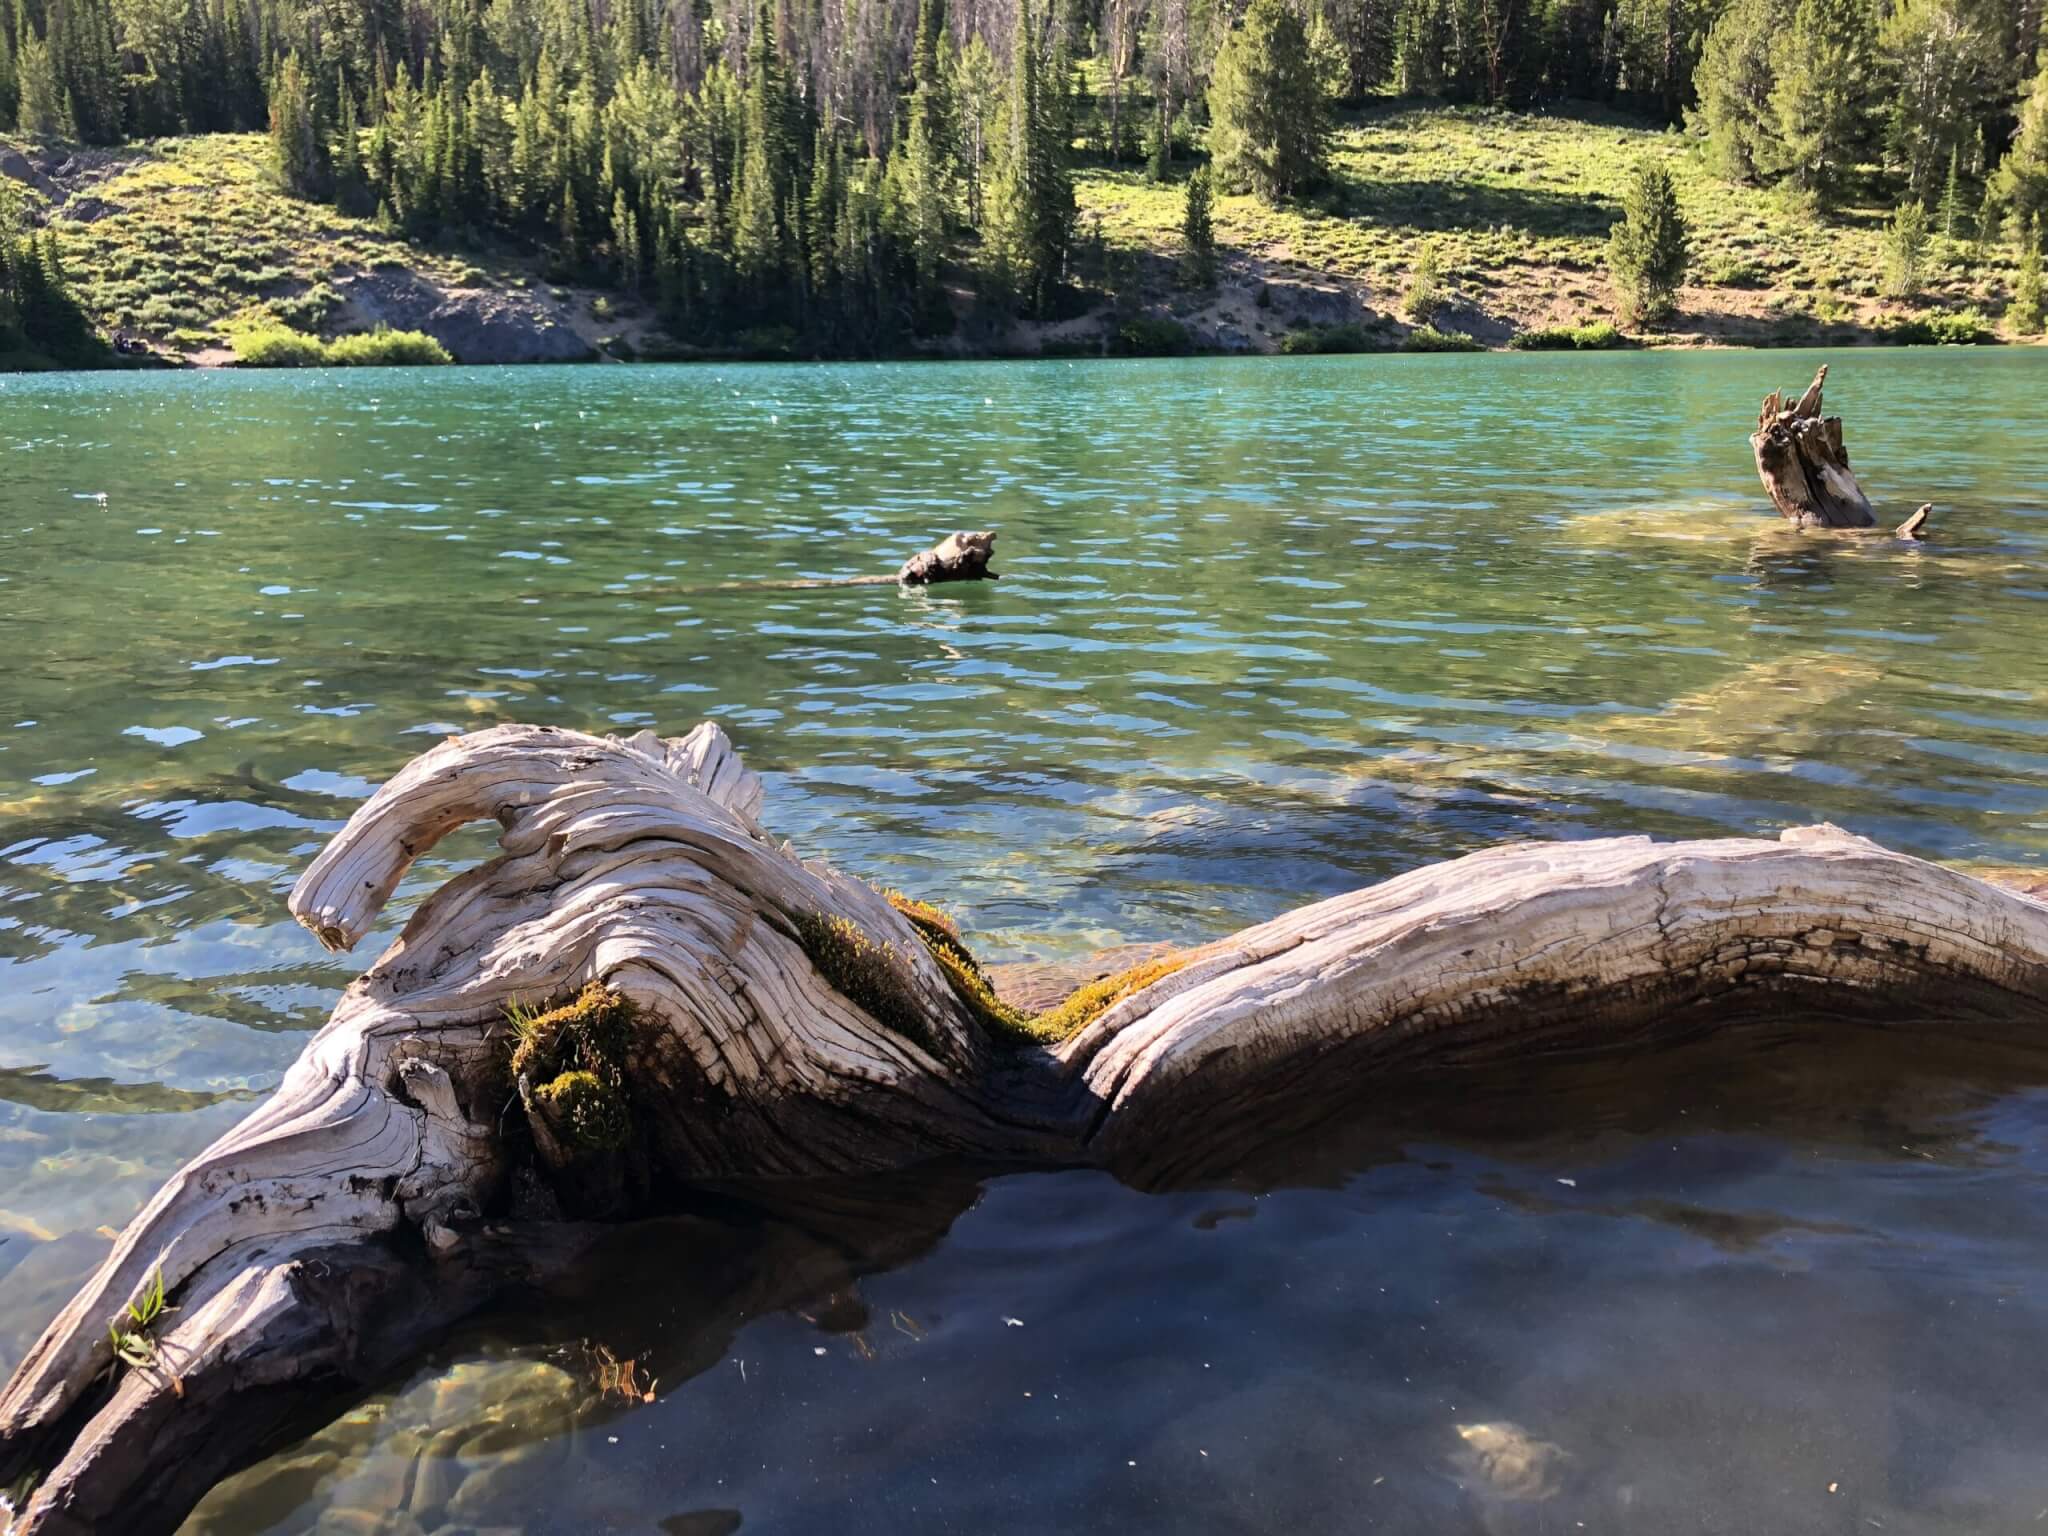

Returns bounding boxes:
[6,723,2048,1532]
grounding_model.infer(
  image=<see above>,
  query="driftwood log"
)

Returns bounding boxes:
[6,722,2048,1533]
[897,529,997,584]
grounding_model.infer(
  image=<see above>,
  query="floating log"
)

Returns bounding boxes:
[1751,364,1878,529]
[898,529,997,584]
[6,722,2048,1533]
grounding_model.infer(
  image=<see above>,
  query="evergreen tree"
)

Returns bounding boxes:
[1936,145,1966,241]
[16,27,63,136]
[730,0,790,301]
[1880,0,1997,207]
[333,86,368,212]
[1761,0,1876,208]
[805,128,840,296]
[1207,0,1330,203]
[2012,219,2043,335]
[982,0,1071,314]
[1179,163,1215,287]
[0,12,18,130]
[1607,157,1688,324]
[1691,0,1780,184]
[1992,54,2048,235]
[270,50,331,198]
[1879,199,1928,297]
[52,0,123,142]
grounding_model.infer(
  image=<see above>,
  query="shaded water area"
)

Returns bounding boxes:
[2,349,2047,1531]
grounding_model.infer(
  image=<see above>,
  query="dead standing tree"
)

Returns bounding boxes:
[1751,363,1932,537]
[6,723,2048,1533]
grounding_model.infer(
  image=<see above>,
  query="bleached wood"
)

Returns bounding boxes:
[5,723,2047,1534]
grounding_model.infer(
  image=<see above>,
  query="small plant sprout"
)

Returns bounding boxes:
[104,1265,183,1398]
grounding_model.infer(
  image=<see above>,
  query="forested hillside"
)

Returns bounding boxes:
[2,0,2046,362]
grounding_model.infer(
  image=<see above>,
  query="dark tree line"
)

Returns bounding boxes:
[0,174,97,361]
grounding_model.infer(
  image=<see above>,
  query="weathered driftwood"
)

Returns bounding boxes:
[898,529,997,584]
[1751,364,1879,529]
[6,722,2048,1533]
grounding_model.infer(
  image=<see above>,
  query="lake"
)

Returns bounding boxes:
[2,349,2047,1533]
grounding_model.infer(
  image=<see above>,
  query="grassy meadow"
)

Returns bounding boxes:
[5,98,2032,363]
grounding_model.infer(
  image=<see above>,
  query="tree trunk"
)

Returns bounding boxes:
[1750,363,1878,528]
[7,722,2048,1532]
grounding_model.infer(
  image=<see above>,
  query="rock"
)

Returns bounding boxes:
[333,270,594,365]
[56,197,120,224]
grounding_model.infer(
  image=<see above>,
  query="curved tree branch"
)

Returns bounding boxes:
[5,723,2046,1532]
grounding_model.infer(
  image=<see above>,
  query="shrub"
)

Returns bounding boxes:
[1111,315,1193,355]
[233,323,451,367]
[1508,319,1629,350]
[230,323,327,366]
[1881,308,1995,345]
[1278,321,1379,353]
[324,327,452,365]
[1402,241,1442,321]
[1704,259,1767,287]
[1404,324,1482,352]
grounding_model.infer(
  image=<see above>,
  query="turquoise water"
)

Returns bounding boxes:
[2,350,2047,1532]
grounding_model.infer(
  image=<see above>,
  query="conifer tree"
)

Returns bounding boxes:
[1207,0,1330,203]
[805,128,840,296]
[1180,163,1215,287]
[1992,54,2048,235]
[1761,0,1876,208]
[0,14,18,130]
[1879,199,1927,297]
[15,28,63,136]
[333,87,368,212]
[1691,0,1778,184]
[1607,157,1688,324]
[982,0,1071,313]
[1880,0,1996,206]
[2011,219,2043,335]
[1936,146,1966,241]
[270,50,332,198]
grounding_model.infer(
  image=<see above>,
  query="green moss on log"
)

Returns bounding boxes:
[505,981,636,1160]
[880,891,1190,1048]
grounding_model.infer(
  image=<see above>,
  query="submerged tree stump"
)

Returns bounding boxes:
[898,530,998,584]
[1751,364,1878,529]
[5,722,2048,1532]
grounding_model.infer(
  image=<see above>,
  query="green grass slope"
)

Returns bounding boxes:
[1079,102,2026,351]
[5,102,2032,364]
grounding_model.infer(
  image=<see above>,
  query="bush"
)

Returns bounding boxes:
[1278,321,1379,353]
[1111,315,1193,355]
[1508,319,1630,350]
[1705,258,1767,287]
[230,323,327,366]
[233,323,451,367]
[324,327,452,365]
[1881,308,1996,345]
[1404,324,1482,352]
[1402,241,1442,322]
